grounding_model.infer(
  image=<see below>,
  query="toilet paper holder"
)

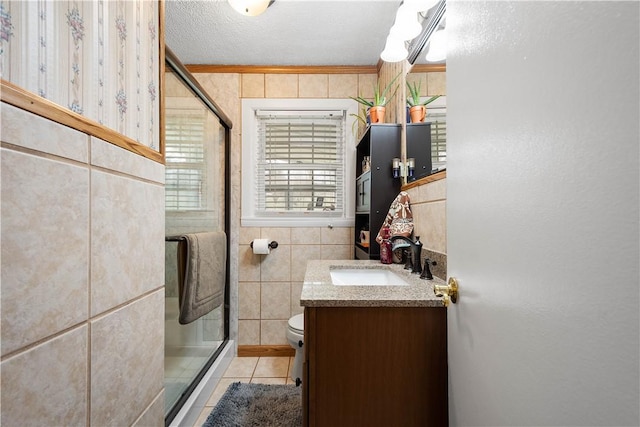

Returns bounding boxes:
[250,240,279,250]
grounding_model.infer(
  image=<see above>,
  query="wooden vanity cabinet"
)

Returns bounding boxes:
[302,306,448,427]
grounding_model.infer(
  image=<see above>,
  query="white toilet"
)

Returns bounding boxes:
[286,313,304,385]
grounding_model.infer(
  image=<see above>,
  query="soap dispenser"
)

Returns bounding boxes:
[380,226,393,264]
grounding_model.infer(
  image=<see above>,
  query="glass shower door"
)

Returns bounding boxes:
[163,53,231,424]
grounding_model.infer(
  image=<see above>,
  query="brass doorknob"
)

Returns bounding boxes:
[434,277,459,307]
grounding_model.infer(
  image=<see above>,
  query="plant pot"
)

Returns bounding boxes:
[369,106,386,124]
[409,105,426,123]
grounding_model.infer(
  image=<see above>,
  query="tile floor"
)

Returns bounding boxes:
[192,356,296,426]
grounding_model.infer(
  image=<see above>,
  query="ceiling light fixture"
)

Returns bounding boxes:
[380,0,443,63]
[228,0,273,17]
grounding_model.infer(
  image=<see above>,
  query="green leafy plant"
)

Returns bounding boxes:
[351,73,401,108]
[350,105,368,136]
[407,81,441,107]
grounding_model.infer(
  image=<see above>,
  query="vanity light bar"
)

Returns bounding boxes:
[407,0,446,65]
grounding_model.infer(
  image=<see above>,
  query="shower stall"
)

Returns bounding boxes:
[163,48,232,425]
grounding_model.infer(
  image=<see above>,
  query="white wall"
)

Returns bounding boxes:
[447,1,639,425]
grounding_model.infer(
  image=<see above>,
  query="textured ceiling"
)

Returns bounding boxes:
[165,0,402,67]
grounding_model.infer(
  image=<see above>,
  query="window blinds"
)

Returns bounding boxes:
[429,112,447,167]
[165,112,207,210]
[255,111,345,215]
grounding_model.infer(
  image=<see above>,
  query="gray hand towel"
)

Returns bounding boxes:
[176,231,226,324]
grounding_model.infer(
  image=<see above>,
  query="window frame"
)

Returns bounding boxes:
[241,98,357,227]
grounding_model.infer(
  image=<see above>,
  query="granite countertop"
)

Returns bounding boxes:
[300,259,446,307]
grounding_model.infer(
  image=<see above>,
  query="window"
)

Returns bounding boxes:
[429,112,447,170]
[242,99,357,227]
[426,96,447,171]
[165,112,207,210]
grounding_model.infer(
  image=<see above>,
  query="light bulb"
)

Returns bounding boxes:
[402,0,440,13]
[425,29,446,62]
[228,0,271,16]
[380,35,408,62]
[390,5,422,41]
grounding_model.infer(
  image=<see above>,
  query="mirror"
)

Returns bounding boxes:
[403,0,447,182]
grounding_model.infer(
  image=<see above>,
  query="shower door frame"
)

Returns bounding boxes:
[164,46,232,426]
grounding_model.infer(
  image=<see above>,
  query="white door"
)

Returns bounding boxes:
[446,1,639,425]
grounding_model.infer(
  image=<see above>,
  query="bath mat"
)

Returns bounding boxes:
[202,382,302,427]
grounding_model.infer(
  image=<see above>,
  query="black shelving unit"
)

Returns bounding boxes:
[354,124,401,260]
[406,122,432,182]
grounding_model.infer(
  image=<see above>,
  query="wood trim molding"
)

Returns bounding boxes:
[402,169,446,190]
[410,64,446,73]
[1,79,164,164]
[238,345,295,357]
[185,64,378,75]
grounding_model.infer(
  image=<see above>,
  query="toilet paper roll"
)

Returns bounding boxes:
[252,238,271,255]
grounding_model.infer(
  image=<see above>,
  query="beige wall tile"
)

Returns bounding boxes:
[321,244,353,260]
[239,282,261,319]
[291,245,322,281]
[1,149,89,355]
[91,290,164,427]
[328,74,358,98]
[290,281,304,316]
[299,74,329,98]
[260,320,288,345]
[411,200,447,254]
[194,73,241,124]
[242,74,265,98]
[320,226,352,245]
[239,227,261,245]
[238,245,261,281]
[91,137,165,184]
[0,326,88,426]
[291,227,321,244]
[357,74,378,99]
[261,282,291,319]
[406,72,428,97]
[261,227,291,244]
[1,104,89,163]
[132,390,164,427]
[408,178,446,204]
[260,244,291,281]
[265,74,298,98]
[90,170,165,315]
[427,71,446,96]
[238,320,260,345]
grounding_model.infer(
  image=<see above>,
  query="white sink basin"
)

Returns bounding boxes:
[330,268,410,286]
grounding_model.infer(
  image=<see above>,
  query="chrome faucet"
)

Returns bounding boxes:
[390,235,423,274]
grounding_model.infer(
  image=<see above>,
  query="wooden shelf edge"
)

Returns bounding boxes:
[402,170,446,190]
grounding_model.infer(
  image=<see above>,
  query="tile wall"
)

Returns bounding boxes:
[405,177,448,280]
[0,103,165,426]
[405,69,447,279]
[193,72,378,346]
[192,70,446,346]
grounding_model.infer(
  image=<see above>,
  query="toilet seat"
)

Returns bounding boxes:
[288,313,304,334]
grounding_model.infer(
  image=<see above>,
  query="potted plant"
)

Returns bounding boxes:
[350,105,369,136]
[407,81,441,123]
[351,73,401,124]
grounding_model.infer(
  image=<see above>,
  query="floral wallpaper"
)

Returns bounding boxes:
[0,0,160,152]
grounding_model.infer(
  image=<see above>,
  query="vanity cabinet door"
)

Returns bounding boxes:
[356,171,371,213]
[304,306,448,427]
